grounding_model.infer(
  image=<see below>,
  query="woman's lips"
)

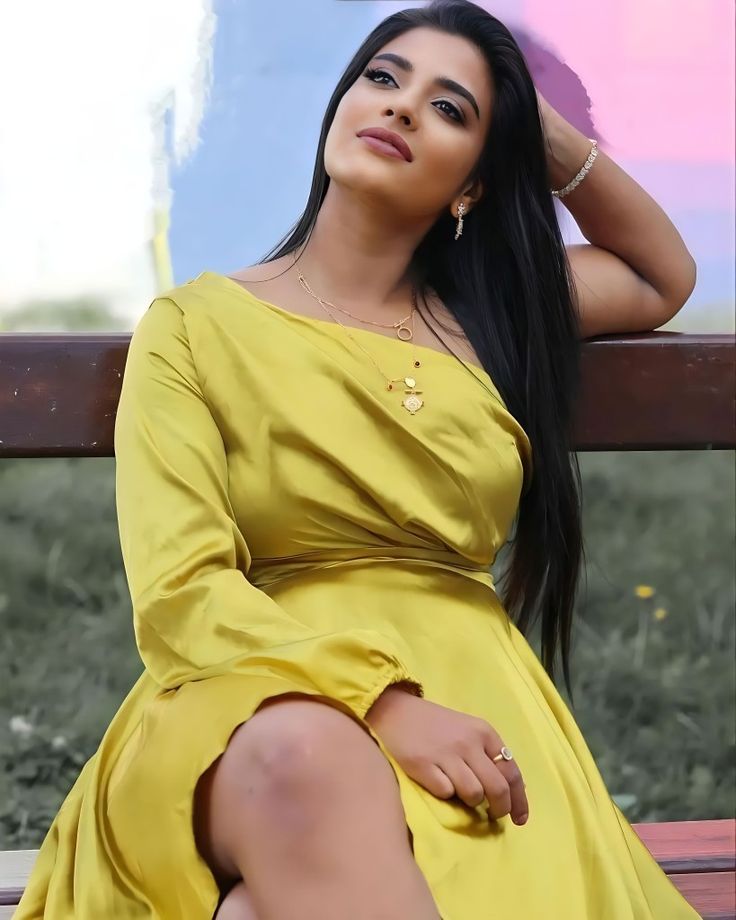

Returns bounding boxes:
[358,134,410,161]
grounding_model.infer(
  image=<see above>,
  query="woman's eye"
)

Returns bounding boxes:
[435,99,463,122]
[363,67,396,86]
[362,67,464,123]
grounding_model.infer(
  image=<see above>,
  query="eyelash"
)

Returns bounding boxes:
[362,67,464,123]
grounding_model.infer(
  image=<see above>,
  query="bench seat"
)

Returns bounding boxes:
[1,818,733,918]
[633,819,736,919]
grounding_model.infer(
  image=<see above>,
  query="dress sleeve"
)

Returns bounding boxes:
[114,296,423,721]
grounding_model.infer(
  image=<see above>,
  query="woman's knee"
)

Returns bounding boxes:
[232,695,392,803]
[194,695,412,888]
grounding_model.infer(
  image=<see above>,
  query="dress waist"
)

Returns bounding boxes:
[248,545,496,594]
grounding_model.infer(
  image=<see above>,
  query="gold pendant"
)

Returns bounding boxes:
[402,376,424,414]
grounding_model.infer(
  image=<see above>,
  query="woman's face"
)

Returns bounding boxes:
[324,26,494,220]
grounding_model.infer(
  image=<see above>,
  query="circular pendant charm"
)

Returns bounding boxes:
[403,394,424,414]
[405,376,416,388]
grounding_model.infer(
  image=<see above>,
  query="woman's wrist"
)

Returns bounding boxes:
[545,114,596,192]
[365,680,420,723]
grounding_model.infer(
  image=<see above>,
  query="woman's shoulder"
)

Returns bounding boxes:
[149,264,258,317]
[153,258,290,313]
[129,273,233,353]
[227,257,292,284]
[137,261,292,358]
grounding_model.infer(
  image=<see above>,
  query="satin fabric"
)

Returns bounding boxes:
[14,271,701,919]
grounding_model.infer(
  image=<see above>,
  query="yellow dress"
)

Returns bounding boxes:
[14,270,701,920]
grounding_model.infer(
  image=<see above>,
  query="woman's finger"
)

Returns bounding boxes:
[439,756,489,809]
[419,761,456,800]
[482,736,529,823]
[458,748,510,820]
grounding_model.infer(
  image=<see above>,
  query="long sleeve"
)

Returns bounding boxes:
[114,295,423,720]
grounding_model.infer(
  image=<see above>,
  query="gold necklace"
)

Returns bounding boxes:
[296,270,425,415]
[297,270,414,340]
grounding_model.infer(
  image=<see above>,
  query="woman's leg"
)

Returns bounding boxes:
[194,695,441,920]
[215,880,258,919]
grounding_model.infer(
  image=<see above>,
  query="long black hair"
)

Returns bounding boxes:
[258,0,585,705]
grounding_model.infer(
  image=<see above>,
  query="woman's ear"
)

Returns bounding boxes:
[461,178,484,214]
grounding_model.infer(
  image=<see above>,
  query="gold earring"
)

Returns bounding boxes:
[454,202,466,241]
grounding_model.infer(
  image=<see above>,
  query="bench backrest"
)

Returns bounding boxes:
[0,332,734,457]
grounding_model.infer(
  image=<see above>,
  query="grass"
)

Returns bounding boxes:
[1,448,734,848]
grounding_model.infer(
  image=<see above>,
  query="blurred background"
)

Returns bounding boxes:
[1,0,734,848]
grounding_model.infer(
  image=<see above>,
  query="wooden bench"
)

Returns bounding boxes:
[633,820,736,919]
[1,820,733,919]
[1,330,734,917]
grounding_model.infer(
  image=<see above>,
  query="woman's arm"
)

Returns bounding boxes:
[114,295,423,719]
[537,90,697,338]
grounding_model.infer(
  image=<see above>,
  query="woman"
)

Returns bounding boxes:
[14,1,700,918]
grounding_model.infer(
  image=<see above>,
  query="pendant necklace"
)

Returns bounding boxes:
[297,269,425,415]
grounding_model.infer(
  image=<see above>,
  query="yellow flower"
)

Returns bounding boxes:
[653,607,668,621]
[634,585,655,598]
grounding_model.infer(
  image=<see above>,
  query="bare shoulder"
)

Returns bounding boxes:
[228,256,293,284]
[225,256,300,311]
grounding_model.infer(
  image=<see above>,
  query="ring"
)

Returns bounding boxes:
[491,745,513,763]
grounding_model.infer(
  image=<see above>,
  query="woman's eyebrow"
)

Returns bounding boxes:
[371,52,480,120]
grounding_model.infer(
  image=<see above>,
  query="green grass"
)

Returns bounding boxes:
[1,450,734,848]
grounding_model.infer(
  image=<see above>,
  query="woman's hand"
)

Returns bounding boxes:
[365,686,529,825]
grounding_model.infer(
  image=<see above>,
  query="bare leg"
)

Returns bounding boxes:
[195,697,442,920]
[215,881,259,919]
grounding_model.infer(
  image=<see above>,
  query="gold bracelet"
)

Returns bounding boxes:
[551,138,599,199]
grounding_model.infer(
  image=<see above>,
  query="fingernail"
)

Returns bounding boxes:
[515,813,528,825]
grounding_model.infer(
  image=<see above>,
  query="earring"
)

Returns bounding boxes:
[454,202,466,241]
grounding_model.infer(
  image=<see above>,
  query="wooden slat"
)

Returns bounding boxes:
[669,871,736,920]
[2,827,735,916]
[633,818,736,873]
[0,874,732,920]
[0,849,36,906]
[0,334,129,458]
[0,333,734,457]
[0,876,732,916]
[576,333,735,450]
